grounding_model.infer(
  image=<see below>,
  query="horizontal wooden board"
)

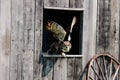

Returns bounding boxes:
[44,0,84,8]
[44,7,84,11]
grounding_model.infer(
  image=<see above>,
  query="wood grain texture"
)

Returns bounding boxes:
[82,0,97,68]
[44,0,69,8]
[67,58,74,80]
[96,0,120,79]
[10,0,35,80]
[69,0,84,8]
[119,0,120,78]
[96,0,112,52]
[22,0,35,80]
[10,0,24,80]
[109,0,119,79]
[67,58,82,80]
[53,58,67,80]
[34,0,43,80]
[74,58,82,80]
[109,0,119,59]
[96,0,119,59]
[0,0,11,80]
[44,0,84,8]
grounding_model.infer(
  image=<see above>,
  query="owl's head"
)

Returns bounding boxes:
[61,41,71,52]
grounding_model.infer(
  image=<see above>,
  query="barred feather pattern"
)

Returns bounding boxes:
[46,21,66,41]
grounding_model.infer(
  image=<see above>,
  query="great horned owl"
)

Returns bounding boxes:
[46,16,77,57]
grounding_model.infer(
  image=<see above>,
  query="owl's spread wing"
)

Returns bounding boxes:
[46,21,66,41]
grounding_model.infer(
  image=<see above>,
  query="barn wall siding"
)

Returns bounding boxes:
[33,0,43,80]
[82,0,97,68]
[96,0,120,79]
[96,0,119,59]
[0,0,11,80]
[10,0,35,80]
[0,0,120,80]
[10,0,23,80]
[44,0,84,8]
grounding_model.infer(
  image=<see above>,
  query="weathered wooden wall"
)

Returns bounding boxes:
[96,0,120,79]
[36,0,83,80]
[0,0,120,80]
[0,0,11,80]
[0,0,83,80]
[96,0,119,59]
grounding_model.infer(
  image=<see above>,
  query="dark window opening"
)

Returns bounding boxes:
[42,9,83,54]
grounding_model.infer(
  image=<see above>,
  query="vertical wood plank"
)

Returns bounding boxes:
[54,58,67,80]
[67,58,74,80]
[67,58,82,80]
[10,0,24,80]
[34,0,54,80]
[10,0,35,80]
[22,0,35,80]
[44,0,69,8]
[96,0,104,53]
[82,0,97,68]
[96,0,119,79]
[109,0,119,79]
[96,0,111,52]
[34,0,43,80]
[119,0,120,78]
[108,0,119,59]
[74,58,82,80]
[96,0,119,58]
[0,0,11,80]
[69,0,84,8]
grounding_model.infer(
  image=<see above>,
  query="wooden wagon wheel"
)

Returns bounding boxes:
[87,53,120,80]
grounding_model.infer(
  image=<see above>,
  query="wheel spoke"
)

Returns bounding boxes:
[112,67,119,80]
[89,76,94,80]
[87,53,120,80]
[91,65,101,80]
[96,59,106,80]
[103,56,108,80]
[108,58,112,80]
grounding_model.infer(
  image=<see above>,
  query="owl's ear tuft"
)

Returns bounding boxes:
[47,22,50,26]
[46,22,51,30]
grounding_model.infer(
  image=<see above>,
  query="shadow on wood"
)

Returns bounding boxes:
[39,53,58,77]
[79,63,88,80]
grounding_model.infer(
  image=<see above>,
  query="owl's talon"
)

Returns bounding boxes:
[62,52,66,57]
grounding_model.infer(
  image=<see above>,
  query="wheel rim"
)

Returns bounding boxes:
[87,53,120,80]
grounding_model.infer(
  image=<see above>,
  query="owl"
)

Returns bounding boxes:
[46,16,77,57]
